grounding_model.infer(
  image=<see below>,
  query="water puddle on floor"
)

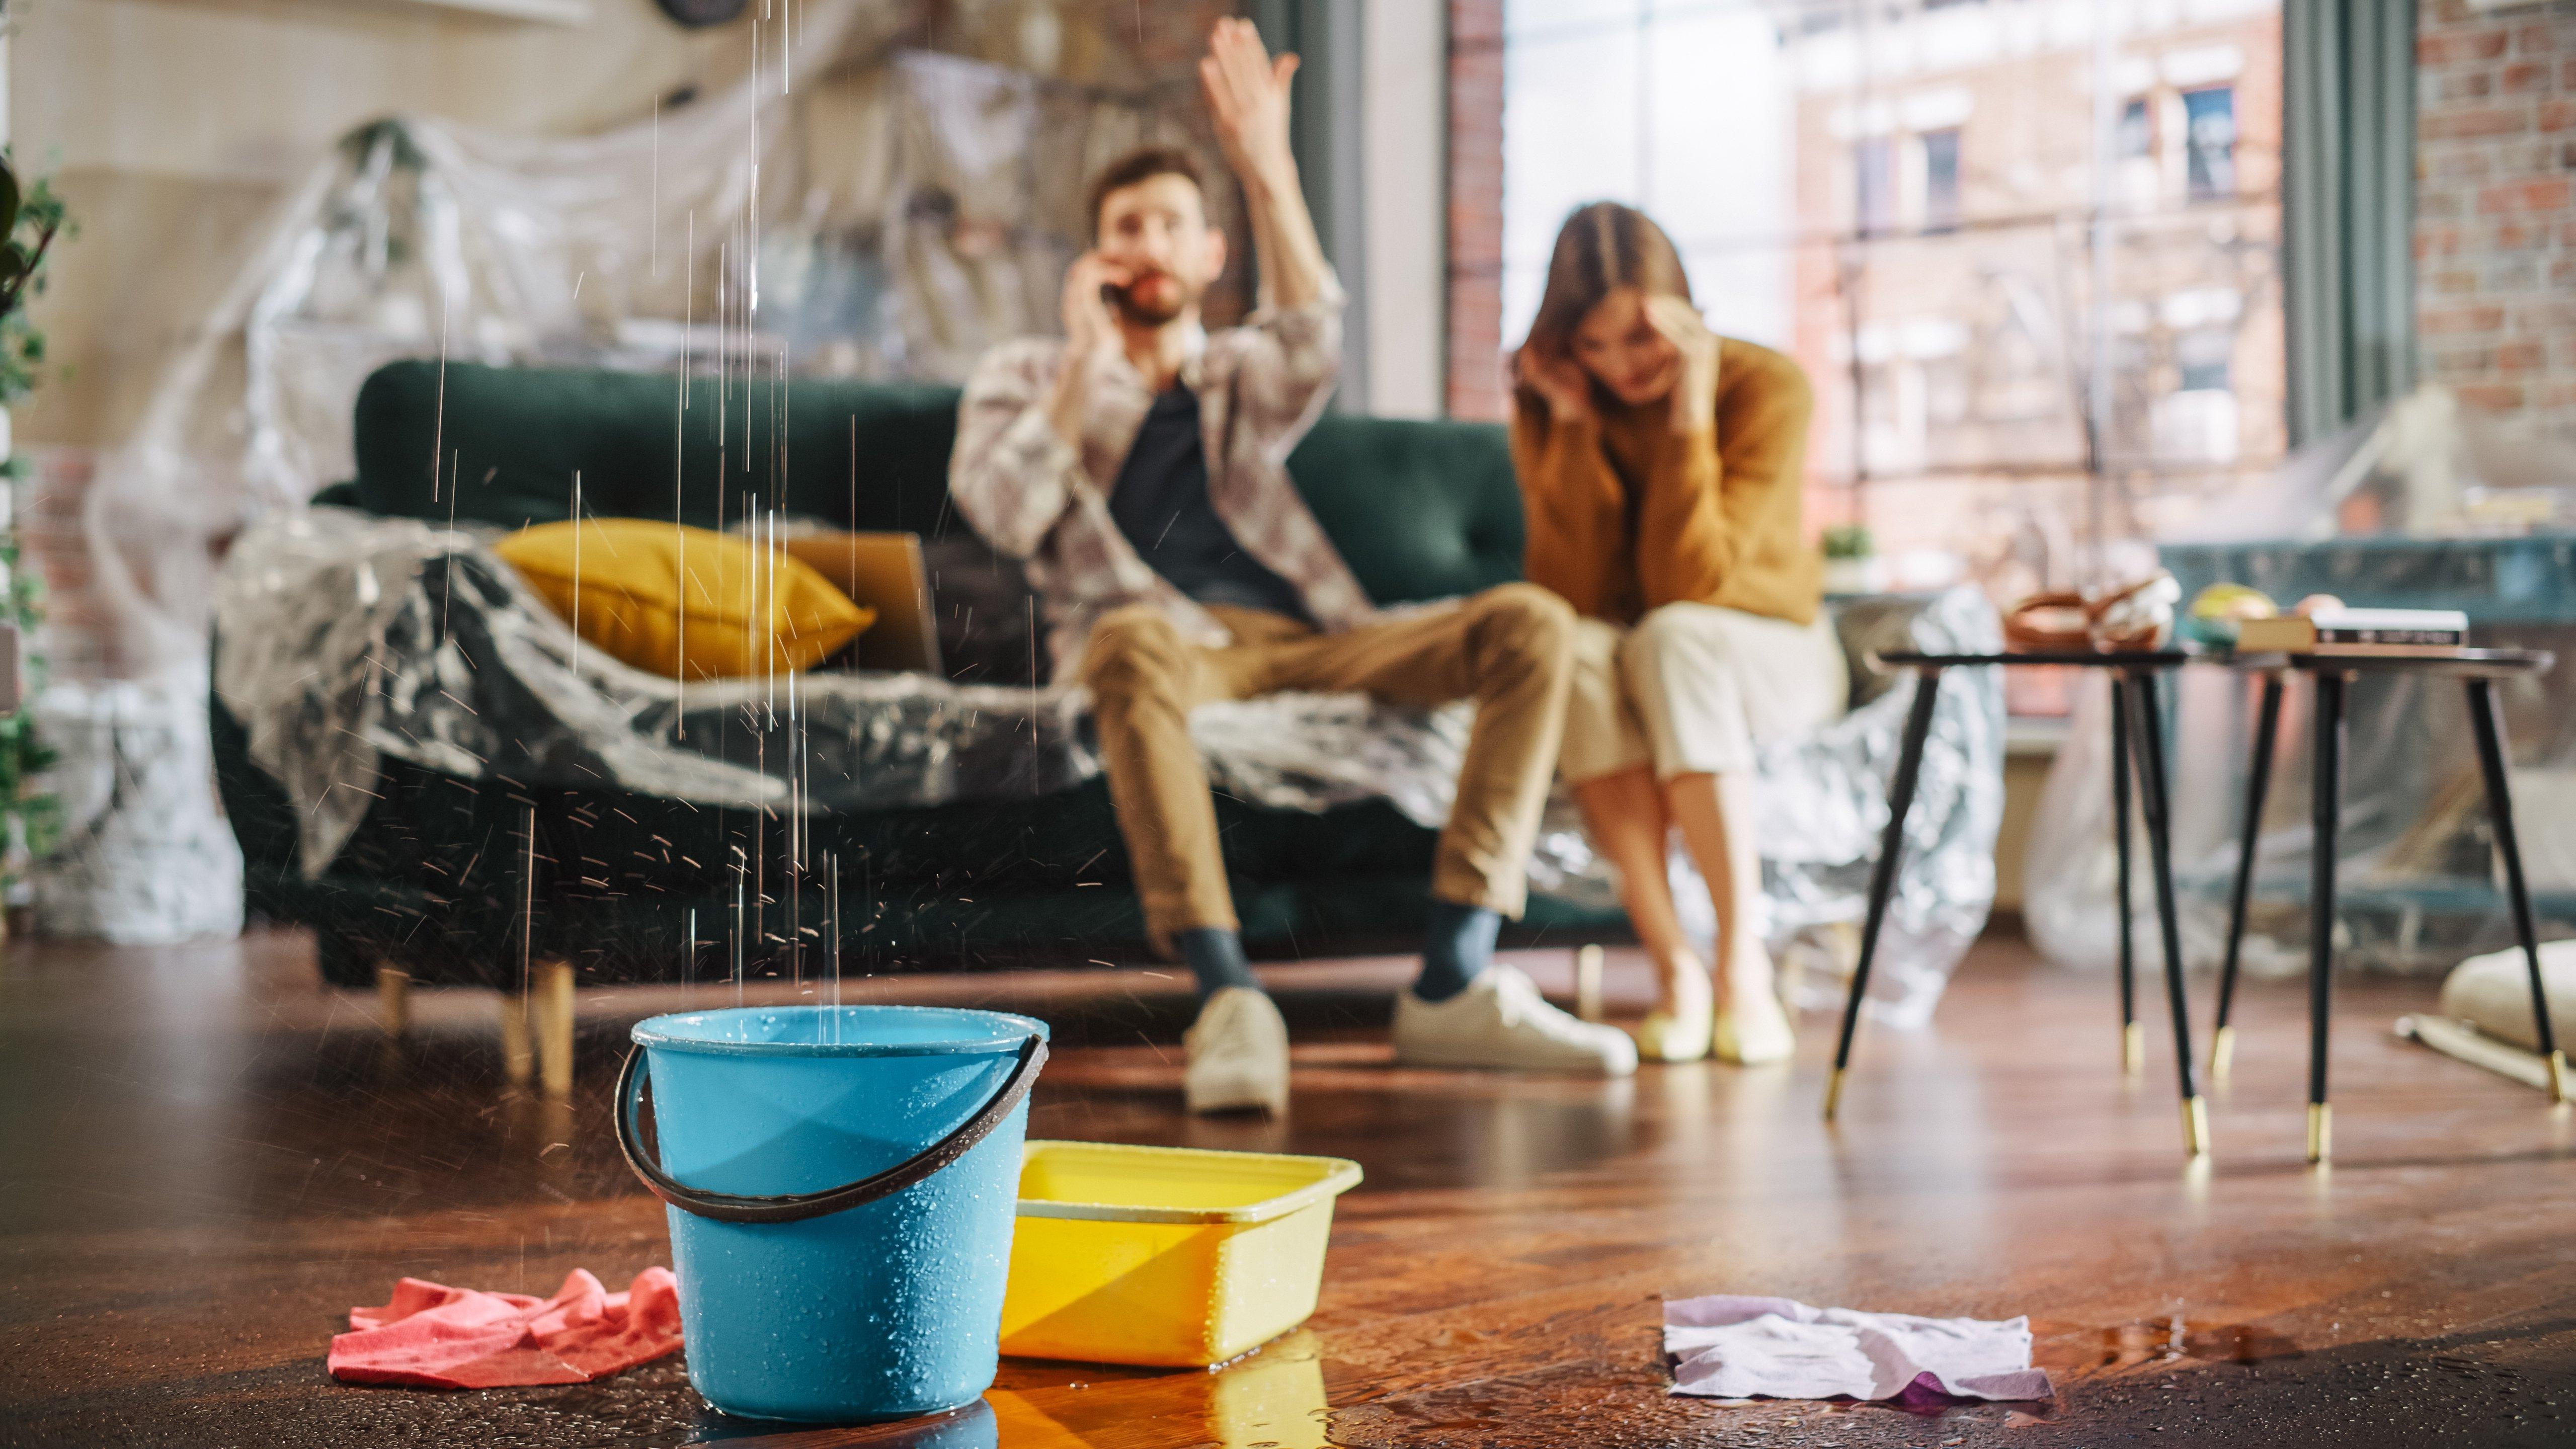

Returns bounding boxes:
[2097,1317,2303,1371]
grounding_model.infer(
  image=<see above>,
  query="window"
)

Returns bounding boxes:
[2178,328,2234,393]
[2184,86,2237,201]
[2117,98,2153,159]
[1465,0,2286,699]
[1855,136,1895,236]
[1921,128,1961,233]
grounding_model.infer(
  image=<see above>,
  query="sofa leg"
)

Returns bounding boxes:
[532,959,576,1098]
[376,966,411,1039]
[500,991,534,1086]
[1575,944,1605,1023]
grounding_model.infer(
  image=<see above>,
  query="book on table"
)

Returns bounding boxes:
[2235,607,2469,656]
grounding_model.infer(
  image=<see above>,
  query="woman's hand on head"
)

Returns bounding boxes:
[1513,345,1595,425]
[1644,295,1719,435]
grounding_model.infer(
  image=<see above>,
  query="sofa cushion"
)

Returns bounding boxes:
[493,518,874,679]
[1285,414,1523,606]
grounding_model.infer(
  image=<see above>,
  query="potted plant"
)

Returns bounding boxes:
[1821,522,1879,595]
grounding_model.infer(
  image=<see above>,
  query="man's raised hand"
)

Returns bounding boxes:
[1200,17,1299,194]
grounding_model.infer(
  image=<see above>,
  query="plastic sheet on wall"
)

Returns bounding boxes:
[215,512,2004,1022]
[82,0,1225,682]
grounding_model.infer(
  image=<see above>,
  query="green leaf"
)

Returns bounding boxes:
[0,160,21,244]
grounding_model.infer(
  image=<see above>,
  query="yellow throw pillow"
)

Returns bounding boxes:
[495,518,874,681]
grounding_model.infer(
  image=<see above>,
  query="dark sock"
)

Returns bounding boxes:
[1176,927,1261,998]
[1413,901,1501,1002]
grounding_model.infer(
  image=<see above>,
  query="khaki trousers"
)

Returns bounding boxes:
[1081,583,1577,951]
[1561,602,1847,783]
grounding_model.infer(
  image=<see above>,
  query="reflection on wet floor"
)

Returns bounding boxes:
[669,1334,1331,1447]
[991,1333,1331,1448]
[2097,1317,2305,1371]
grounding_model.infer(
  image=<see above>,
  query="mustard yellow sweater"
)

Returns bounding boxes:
[1511,337,1822,628]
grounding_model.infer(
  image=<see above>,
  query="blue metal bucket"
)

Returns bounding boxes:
[616,1005,1049,1424]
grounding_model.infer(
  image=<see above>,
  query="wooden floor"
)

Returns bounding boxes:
[4,927,2574,1448]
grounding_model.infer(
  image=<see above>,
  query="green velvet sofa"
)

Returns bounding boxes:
[212,360,1634,992]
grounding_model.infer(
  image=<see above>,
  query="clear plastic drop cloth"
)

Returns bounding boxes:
[2026,643,2576,981]
[81,0,1227,681]
[2161,385,2576,546]
[2029,390,2576,979]
[215,511,2003,1023]
[67,8,1227,941]
[214,507,1095,875]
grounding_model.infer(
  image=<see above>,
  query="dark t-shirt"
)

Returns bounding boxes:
[1107,385,1310,621]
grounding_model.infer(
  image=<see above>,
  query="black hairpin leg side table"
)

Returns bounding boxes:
[2206,669,2286,1085]
[1825,650,2210,1158]
[2209,649,2564,1165]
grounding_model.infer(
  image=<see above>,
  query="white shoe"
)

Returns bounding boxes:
[1184,987,1290,1114]
[1392,965,1638,1076]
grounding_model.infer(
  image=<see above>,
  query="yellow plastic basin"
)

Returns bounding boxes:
[998,1140,1363,1367]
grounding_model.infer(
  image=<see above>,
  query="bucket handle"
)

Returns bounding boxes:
[614,1034,1048,1225]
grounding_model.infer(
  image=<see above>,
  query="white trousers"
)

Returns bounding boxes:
[1561,603,1848,782]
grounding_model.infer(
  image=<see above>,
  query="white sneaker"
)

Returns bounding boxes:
[1183,987,1290,1114]
[1392,965,1638,1076]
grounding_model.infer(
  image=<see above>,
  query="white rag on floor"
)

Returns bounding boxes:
[1664,1295,2054,1402]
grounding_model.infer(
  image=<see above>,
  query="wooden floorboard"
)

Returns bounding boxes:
[2,927,2572,1446]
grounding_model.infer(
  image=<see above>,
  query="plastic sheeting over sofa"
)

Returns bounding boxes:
[215,509,2002,1023]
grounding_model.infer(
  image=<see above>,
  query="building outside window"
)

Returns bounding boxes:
[1456,0,2286,714]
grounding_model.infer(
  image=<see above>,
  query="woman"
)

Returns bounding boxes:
[1511,203,1846,1065]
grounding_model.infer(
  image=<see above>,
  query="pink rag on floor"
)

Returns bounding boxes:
[329,1267,683,1389]
[1664,1295,2053,1403]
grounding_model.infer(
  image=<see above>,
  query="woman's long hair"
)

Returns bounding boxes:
[1521,202,1694,365]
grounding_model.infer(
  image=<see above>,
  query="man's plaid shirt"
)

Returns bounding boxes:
[947,280,1377,673]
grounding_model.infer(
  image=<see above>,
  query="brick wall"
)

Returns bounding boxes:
[2416,0,2576,431]
[13,449,117,684]
[1446,0,1506,422]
